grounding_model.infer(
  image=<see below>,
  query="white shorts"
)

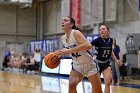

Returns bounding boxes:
[72,62,99,77]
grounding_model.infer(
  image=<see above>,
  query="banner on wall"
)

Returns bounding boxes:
[44,39,59,53]
[30,40,43,52]
[105,0,117,21]
[53,39,59,51]
[34,41,43,51]
[43,40,46,53]
[30,42,35,53]
[30,39,59,54]
[71,0,80,26]
[61,0,70,18]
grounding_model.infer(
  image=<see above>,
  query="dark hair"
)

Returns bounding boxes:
[101,24,110,31]
[35,48,40,52]
[68,17,81,31]
[106,26,110,31]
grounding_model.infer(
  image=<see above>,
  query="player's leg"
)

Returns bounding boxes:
[102,67,112,93]
[88,72,103,93]
[68,70,84,93]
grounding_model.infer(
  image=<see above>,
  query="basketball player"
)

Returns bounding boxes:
[90,25,122,93]
[138,46,140,70]
[58,16,102,93]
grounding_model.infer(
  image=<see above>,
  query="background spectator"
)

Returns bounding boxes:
[1,48,11,70]
[111,38,122,85]
[33,48,45,73]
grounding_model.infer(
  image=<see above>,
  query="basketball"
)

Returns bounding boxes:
[44,52,60,69]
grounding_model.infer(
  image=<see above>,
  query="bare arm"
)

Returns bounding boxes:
[111,51,122,65]
[70,30,92,52]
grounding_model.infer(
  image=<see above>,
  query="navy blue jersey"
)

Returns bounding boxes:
[91,37,113,61]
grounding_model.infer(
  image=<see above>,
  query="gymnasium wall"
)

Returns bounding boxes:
[0,5,36,42]
[43,0,62,36]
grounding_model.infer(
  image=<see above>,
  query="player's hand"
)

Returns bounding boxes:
[60,48,71,56]
[54,50,64,60]
[55,50,62,56]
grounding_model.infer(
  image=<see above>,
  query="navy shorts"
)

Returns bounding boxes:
[98,61,111,73]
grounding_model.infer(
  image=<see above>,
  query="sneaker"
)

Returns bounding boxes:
[116,81,120,85]
[112,80,115,85]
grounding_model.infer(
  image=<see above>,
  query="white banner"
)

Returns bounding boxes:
[61,0,70,18]
[105,0,117,21]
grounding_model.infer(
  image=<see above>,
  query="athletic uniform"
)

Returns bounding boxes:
[91,36,113,73]
[61,29,99,77]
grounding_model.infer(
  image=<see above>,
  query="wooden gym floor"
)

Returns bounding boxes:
[0,70,140,93]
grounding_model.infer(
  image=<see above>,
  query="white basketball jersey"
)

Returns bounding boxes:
[61,29,93,65]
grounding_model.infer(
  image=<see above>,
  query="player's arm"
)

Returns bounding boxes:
[111,51,122,65]
[70,30,92,53]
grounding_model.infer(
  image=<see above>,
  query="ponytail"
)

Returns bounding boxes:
[68,16,81,31]
[72,25,81,31]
